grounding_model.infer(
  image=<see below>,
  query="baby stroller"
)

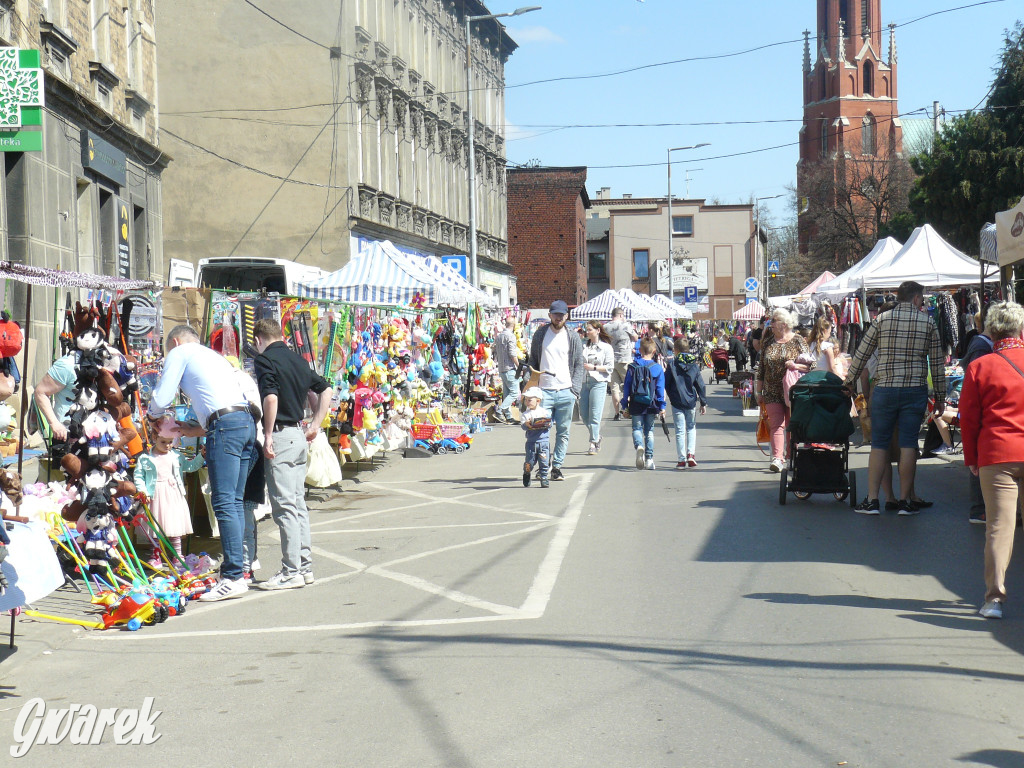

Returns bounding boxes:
[710,348,730,384]
[779,371,857,506]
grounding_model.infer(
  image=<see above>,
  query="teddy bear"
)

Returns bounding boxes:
[82,508,120,574]
[80,410,120,463]
[0,467,23,506]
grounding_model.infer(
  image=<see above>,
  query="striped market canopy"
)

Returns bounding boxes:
[570,289,633,321]
[616,289,666,321]
[650,293,693,319]
[297,240,490,307]
[733,299,766,320]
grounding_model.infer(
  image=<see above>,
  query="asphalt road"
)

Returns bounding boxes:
[1,382,1022,767]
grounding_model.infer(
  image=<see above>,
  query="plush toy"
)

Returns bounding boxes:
[82,508,119,574]
[0,468,22,505]
[67,384,99,438]
[81,410,120,463]
[95,368,124,408]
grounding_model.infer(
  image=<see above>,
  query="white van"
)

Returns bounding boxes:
[194,257,329,296]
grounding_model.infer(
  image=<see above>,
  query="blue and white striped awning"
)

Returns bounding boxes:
[617,289,667,321]
[570,289,634,321]
[650,293,693,319]
[296,240,494,307]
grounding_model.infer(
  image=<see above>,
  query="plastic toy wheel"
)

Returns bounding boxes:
[127,618,142,631]
[436,446,448,455]
[778,469,788,505]
[794,491,812,501]
[848,471,857,508]
[157,604,169,623]
[454,445,465,454]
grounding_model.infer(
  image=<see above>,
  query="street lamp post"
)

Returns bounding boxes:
[666,143,709,302]
[754,194,783,305]
[466,5,541,289]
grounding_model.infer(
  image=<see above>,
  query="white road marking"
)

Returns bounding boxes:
[519,472,594,617]
[313,521,538,534]
[86,473,594,641]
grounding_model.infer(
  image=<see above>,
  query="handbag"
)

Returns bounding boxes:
[756,403,771,455]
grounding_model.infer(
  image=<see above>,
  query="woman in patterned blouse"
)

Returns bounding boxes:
[755,308,810,472]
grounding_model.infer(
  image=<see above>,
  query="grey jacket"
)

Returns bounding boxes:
[528,324,584,398]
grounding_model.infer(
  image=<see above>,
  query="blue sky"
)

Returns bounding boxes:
[500,0,1019,223]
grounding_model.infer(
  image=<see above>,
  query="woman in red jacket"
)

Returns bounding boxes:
[959,301,1024,620]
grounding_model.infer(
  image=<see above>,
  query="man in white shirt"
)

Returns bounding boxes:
[528,300,584,480]
[148,325,256,602]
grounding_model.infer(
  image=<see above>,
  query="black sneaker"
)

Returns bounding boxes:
[854,498,880,515]
[896,499,920,516]
[613,413,621,421]
[523,462,532,488]
[551,467,564,481]
[969,510,986,525]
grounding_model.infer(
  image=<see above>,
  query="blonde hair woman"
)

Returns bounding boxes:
[754,308,809,472]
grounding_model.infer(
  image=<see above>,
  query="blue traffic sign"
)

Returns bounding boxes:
[746,296,758,304]
[683,286,698,303]
[768,260,780,273]
[441,254,469,280]
[744,277,759,293]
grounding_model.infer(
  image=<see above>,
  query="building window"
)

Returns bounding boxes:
[820,119,829,158]
[862,114,876,155]
[632,249,649,280]
[96,80,111,111]
[0,1,13,44]
[589,252,607,280]
[863,60,874,96]
[672,215,693,237]
[861,0,870,34]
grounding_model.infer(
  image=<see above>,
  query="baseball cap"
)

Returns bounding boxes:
[549,300,569,314]
[522,387,544,401]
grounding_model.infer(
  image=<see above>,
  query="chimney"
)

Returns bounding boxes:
[597,186,611,200]
[622,193,632,200]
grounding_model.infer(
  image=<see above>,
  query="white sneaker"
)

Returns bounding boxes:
[587,442,597,455]
[257,571,305,591]
[198,577,249,602]
[769,458,785,473]
[644,458,655,471]
[635,446,646,469]
[302,571,315,585]
[979,600,1003,619]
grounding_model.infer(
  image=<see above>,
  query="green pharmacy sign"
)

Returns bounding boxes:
[0,48,43,151]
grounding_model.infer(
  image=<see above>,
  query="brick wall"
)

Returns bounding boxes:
[507,167,588,308]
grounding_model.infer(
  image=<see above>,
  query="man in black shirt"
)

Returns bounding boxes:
[252,318,333,590]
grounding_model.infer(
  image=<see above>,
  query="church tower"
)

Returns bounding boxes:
[797,0,904,258]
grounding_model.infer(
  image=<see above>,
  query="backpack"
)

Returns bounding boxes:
[627,361,654,413]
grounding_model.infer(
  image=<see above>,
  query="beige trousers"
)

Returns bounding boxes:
[979,462,1024,603]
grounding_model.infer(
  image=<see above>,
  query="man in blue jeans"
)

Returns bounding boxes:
[148,325,256,601]
[493,317,521,423]
[845,281,945,515]
[528,300,584,480]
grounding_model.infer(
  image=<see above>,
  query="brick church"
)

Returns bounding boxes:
[797,0,907,261]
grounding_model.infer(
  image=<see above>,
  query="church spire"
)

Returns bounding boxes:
[888,22,897,67]
[803,29,811,74]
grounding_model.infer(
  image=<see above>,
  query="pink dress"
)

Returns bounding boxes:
[151,451,193,537]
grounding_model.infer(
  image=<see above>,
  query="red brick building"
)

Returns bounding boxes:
[507,167,590,308]
[797,0,905,256]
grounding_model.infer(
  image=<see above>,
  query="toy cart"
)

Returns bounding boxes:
[410,424,441,442]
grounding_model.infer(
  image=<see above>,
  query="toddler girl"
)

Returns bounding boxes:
[133,419,204,564]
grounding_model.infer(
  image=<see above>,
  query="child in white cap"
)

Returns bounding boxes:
[520,386,552,488]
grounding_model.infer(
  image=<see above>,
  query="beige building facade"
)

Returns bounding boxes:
[0,0,165,379]
[158,0,517,303]
[588,189,755,320]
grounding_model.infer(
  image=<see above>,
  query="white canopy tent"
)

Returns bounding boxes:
[616,289,667,321]
[570,289,635,321]
[861,225,996,290]
[816,237,903,300]
[650,293,694,320]
[996,197,1024,268]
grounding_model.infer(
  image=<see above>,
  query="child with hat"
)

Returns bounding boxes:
[520,387,552,488]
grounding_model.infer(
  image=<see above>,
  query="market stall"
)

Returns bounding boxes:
[816,237,903,301]
[733,300,766,321]
[570,289,636,321]
[861,224,997,290]
[649,293,694,320]
[616,289,667,321]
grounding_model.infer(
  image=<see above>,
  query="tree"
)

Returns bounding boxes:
[799,149,914,271]
[909,22,1024,254]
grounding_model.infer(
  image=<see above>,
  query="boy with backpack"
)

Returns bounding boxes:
[664,337,708,468]
[623,338,667,470]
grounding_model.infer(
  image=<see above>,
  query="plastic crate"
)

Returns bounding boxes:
[410,424,440,441]
[439,423,467,439]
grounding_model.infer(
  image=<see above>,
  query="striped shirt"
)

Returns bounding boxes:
[845,303,945,393]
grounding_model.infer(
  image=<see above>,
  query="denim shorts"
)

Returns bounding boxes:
[870,385,927,450]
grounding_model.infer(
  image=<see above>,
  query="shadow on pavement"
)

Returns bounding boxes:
[956,750,1024,768]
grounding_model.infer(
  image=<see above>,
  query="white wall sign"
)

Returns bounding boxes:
[655,257,708,292]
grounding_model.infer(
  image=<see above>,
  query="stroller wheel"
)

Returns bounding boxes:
[778,468,788,505]
[833,491,848,501]
[794,491,812,501]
